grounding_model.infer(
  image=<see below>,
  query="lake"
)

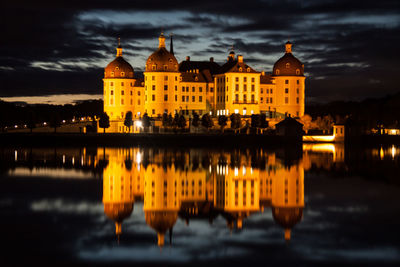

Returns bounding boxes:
[1,144,399,266]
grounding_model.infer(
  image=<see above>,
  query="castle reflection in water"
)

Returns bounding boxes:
[101,147,306,246]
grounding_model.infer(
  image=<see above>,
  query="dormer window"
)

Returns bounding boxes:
[247,67,250,72]
[276,69,280,75]
[195,76,198,81]
[169,59,173,63]
[121,72,125,77]
[152,65,156,70]
[296,69,300,75]
[239,67,242,72]
[163,65,168,71]
[115,66,119,70]
[286,63,290,68]
[111,72,114,77]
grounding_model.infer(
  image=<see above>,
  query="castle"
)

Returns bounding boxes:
[102,33,305,133]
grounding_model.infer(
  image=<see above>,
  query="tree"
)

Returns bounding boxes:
[178,114,187,131]
[192,112,200,127]
[27,111,37,133]
[259,113,268,133]
[49,113,61,133]
[142,113,151,132]
[99,112,110,133]
[201,113,213,131]
[230,113,241,133]
[251,114,260,133]
[124,111,133,133]
[218,115,228,133]
[162,112,169,128]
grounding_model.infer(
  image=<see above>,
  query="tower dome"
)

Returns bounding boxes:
[273,41,304,76]
[272,207,303,241]
[104,38,134,78]
[145,211,178,247]
[104,202,134,236]
[145,32,179,72]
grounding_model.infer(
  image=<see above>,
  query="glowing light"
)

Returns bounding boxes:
[43,122,47,126]
[242,166,246,175]
[72,157,75,165]
[14,125,18,128]
[62,155,65,164]
[303,135,335,142]
[391,145,396,160]
[234,167,239,177]
[14,150,17,162]
[62,120,66,123]
[303,143,336,154]
[135,120,143,128]
[380,147,384,160]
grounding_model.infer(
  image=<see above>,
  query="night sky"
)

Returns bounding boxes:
[1,1,399,104]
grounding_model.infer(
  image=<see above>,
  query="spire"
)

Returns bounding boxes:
[228,44,235,61]
[116,37,123,57]
[158,31,166,48]
[284,228,291,241]
[285,40,292,54]
[157,232,165,247]
[170,33,174,55]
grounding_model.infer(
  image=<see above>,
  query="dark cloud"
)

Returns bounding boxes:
[1,0,399,102]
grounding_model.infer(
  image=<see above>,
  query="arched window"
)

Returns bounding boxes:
[115,66,119,70]
[296,69,300,75]
[286,63,290,68]
[239,67,243,72]
[276,69,280,75]
[121,72,125,77]
[247,67,250,72]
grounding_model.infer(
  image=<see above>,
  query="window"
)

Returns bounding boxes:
[186,96,189,102]
[296,69,300,75]
[152,95,155,101]
[121,99,124,105]
[110,82,114,86]
[239,67,242,72]
[235,77,239,82]
[297,88,299,94]
[296,97,299,104]
[152,85,155,90]
[164,85,168,91]
[285,88,289,94]
[152,76,155,81]
[138,100,140,105]
[266,98,269,104]
[297,80,299,84]
[243,95,247,102]
[186,87,189,92]
[244,84,247,91]
[182,96,185,102]
[163,65,168,71]
[199,96,202,102]
[251,84,255,92]
[276,69,280,75]
[130,91,133,96]
[251,95,255,102]
[260,97,263,103]
[286,63,290,68]
[182,86,185,92]
[111,72,114,77]
[192,87,195,92]
[175,86,177,91]
[270,89,273,94]
[138,91,141,96]
[210,87,214,92]
[164,76,168,81]
[270,97,273,103]
[121,82,124,86]
[110,90,114,96]
[175,76,177,81]
[164,95,168,101]
[285,97,289,104]
[152,65,156,70]
[110,99,113,105]
[235,94,239,102]
[121,72,125,77]
[235,84,239,91]
[261,89,263,94]
[285,80,289,84]
[244,77,247,82]
[152,109,155,115]
[121,90,124,95]
[175,95,177,101]
[252,77,255,83]
[192,96,195,102]
[198,87,202,92]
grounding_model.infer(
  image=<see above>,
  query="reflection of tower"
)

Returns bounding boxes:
[215,163,260,230]
[101,148,144,239]
[143,164,180,247]
[271,162,304,241]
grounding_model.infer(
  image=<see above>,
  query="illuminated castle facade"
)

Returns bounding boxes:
[102,33,305,133]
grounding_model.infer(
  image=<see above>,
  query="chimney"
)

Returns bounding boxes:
[238,55,243,63]
[210,57,214,62]
[186,56,190,61]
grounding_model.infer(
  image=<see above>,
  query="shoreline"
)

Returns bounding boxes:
[0,132,399,148]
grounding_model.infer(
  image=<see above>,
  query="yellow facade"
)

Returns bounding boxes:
[100,35,306,132]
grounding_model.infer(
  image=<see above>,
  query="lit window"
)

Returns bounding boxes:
[239,67,242,72]
[247,67,250,72]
